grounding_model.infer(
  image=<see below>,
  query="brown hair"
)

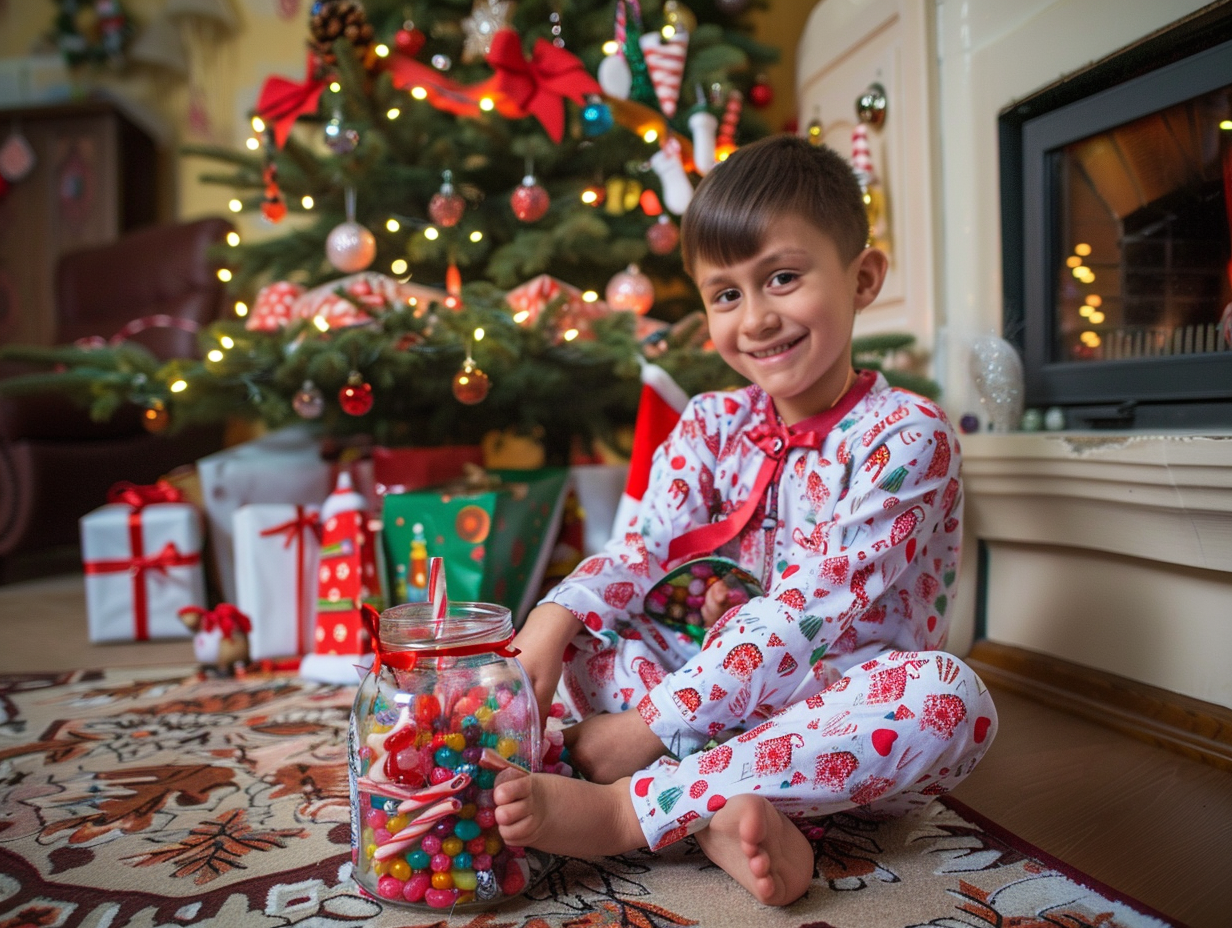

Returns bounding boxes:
[680,134,869,277]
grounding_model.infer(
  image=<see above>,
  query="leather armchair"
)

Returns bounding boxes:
[0,218,234,579]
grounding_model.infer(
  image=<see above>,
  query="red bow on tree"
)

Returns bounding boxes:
[256,54,328,148]
[106,479,184,509]
[179,603,253,640]
[486,30,601,142]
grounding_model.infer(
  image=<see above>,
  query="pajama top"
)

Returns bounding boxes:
[543,370,964,757]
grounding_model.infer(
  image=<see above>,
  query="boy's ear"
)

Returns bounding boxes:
[851,247,889,312]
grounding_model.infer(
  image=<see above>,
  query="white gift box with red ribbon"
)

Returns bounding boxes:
[80,502,203,642]
[233,503,321,661]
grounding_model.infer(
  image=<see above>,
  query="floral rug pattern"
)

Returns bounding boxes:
[0,669,1181,928]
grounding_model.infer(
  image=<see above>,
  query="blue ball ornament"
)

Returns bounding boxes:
[582,99,614,136]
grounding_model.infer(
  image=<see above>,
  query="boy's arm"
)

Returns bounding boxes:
[513,602,582,730]
[636,399,963,754]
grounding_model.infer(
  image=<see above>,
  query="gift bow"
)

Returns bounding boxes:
[256,54,327,148]
[107,480,184,510]
[260,508,322,546]
[487,30,601,142]
[180,603,253,640]
[359,603,520,676]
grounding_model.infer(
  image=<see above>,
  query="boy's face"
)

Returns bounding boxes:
[694,213,886,425]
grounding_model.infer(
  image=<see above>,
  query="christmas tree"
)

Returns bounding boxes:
[0,0,937,459]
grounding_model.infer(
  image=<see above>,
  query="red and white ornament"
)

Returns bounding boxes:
[606,264,654,315]
[293,272,445,328]
[851,123,876,184]
[506,274,585,326]
[649,137,693,216]
[638,29,689,118]
[716,88,742,158]
[511,175,550,222]
[247,280,306,332]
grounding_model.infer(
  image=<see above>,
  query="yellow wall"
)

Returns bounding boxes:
[0,1,804,227]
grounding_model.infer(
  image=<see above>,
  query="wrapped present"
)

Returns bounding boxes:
[505,274,593,325]
[233,504,321,661]
[291,272,446,328]
[81,481,204,642]
[197,427,335,602]
[382,467,569,624]
[372,444,484,497]
[246,280,305,331]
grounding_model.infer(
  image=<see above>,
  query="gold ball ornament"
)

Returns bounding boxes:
[452,359,490,405]
[142,400,170,434]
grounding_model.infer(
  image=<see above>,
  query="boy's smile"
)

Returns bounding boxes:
[695,214,887,425]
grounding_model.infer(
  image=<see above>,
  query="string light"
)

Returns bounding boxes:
[1075,243,1091,256]
[234,301,248,317]
[217,269,232,282]
[563,328,579,341]
[479,97,495,111]
[391,258,408,274]
[228,199,243,213]
[582,290,598,302]
[169,379,188,393]
[329,81,341,92]
[411,86,428,100]
[251,116,265,133]
[219,335,234,349]
[386,218,401,232]
[1089,310,1106,324]
[1085,294,1102,307]
[245,137,260,151]
[474,327,485,341]
[1066,256,1081,268]
[513,310,529,323]
[301,195,314,209]
[643,128,659,143]
[469,230,483,242]
[375,43,389,57]
[207,349,224,362]
[602,40,618,55]
[313,315,330,332]
[387,107,401,120]
[226,232,241,246]
[424,227,439,240]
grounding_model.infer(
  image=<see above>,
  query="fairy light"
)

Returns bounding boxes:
[313,315,330,332]
[387,107,401,120]
[408,297,418,307]
[1066,256,1082,268]
[207,349,224,362]
[219,335,234,349]
[411,86,428,100]
[602,40,618,55]
[375,43,389,57]
[169,379,188,393]
[245,137,261,151]
[581,189,599,205]
[329,81,341,93]
[424,227,439,240]
[1089,310,1106,324]
[234,301,248,317]
[662,24,676,39]
[1075,243,1091,256]
[301,195,314,209]
[228,199,243,213]
[582,290,598,302]
[217,269,233,282]
[479,97,495,112]
[391,258,408,274]
[1221,120,1232,130]
[226,232,241,246]
[643,128,659,143]
[251,116,265,133]
[386,218,401,232]
[469,230,483,242]
[513,310,530,324]
[1079,305,1093,318]
[474,327,485,341]
[1085,294,1102,307]
[563,328,580,341]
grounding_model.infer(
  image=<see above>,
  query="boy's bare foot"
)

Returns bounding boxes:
[492,768,645,859]
[695,794,813,906]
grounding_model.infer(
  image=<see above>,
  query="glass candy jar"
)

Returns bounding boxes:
[349,602,550,909]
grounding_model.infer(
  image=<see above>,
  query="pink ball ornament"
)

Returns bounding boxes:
[646,215,680,255]
[605,264,655,315]
[510,176,550,222]
[325,221,376,273]
[292,380,325,419]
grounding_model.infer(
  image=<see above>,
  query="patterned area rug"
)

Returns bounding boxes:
[0,669,1182,928]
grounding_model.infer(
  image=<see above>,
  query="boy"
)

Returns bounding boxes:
[494,135,997,907]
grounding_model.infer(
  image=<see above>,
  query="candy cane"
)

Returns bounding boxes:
[428,556,447,637]
[374,798,464,860]
[396,773,472,814]
[718,89,743,149]
[358,776,423,800]
[479,747,529,774]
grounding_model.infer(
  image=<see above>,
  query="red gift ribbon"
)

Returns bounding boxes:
[256,54,327,148]
[486,30,601,142]
[106,479,184,509]
[260,507,322,655]
[360,604,520,676]
[179,603,252,640]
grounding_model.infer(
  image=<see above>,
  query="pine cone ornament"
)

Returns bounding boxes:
[309,0,375,66]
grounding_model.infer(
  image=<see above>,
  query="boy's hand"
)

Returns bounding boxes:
[563,708,667,783]
[512,603,579,731]
[700,578,749,628]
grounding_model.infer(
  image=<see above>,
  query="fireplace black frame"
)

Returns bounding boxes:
[999,2,1232,428]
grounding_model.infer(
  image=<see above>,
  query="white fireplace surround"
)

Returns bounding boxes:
[799,0,1231,710]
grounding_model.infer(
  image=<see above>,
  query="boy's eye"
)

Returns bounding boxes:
[769,271,798,287]
[711,288,740,305]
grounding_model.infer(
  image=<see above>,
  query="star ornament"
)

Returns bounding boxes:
[462,0,516,63]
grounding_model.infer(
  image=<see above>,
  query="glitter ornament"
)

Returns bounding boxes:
[428,171,465,227]
[452,359,490,405]
[646,215,679,255]
[605,264,654,315]
[324,115,360,154]
[431,53,452,70]
[461,0,515,62]
[142,400,170,434]
[969,335,1024,432]
[510,176,550,222]
[581,97,614,136]
[293,380,325,419]
[339,372,374,416]
[857,82,888,127]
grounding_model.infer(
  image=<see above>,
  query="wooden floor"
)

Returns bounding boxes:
[2,573,1230,927]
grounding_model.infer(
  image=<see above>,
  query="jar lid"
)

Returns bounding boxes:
[375,601,514,656]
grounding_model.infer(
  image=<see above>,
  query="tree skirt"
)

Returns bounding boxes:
[0,669,1181,928]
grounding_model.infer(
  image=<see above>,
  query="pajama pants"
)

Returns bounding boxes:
[556,614,998,851]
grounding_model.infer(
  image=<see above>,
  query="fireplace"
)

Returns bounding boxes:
[999,4,1232,428]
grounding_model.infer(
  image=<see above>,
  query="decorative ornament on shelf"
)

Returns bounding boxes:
[646,214,679,255]
[969,334,1024,432]
[326,187,376,273]
[461,0,514,62]
[260,157,287,224]
[428,170,466,227]
[688,91,718,175]
[606,264,654,315]
[293,380,325,419]
[851,124,889,254]
[649,137,693,216]
[511,171,550,222]
[748,75,773,109]
[805,106,823,146]
[143,399,170,434]
[581,96,614,136]
[856,81,888,128]
[338,371,374,416]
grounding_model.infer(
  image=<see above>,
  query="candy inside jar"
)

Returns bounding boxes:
[349,601,551,909]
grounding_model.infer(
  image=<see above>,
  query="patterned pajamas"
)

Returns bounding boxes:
[542,372,998,850]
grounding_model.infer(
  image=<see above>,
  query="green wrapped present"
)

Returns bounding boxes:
[381,466,569,624]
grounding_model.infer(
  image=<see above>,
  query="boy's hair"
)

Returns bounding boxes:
[681,134,869,277]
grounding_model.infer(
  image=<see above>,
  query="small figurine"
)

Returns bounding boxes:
[179,604,252,676]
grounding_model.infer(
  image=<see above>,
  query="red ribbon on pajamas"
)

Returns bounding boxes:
[261,507,322,655]
[666,370,877,567]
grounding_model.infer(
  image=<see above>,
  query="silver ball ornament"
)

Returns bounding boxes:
[325,221,376,273]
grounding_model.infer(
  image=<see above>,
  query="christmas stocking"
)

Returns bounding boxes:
[611,362,690,535]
